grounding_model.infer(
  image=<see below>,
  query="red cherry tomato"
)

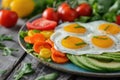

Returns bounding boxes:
[42,8,59,22]
[57,2,70,15]
[60,7,78,22]
[0,10,18,28]
[26,18,57,30]
[76,3,92,17]
[116,15,120,25]
[57,2,78,22]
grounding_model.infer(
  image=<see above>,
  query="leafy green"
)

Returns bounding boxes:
[14,63,35,80]
[103,12,116,22]
[0,34,13,42]
[75,16,90,23]
[19,31,28,38]
[0,70,7,75]
[0,34,18,56]
[35,72,59,80]
[109,0,120,13]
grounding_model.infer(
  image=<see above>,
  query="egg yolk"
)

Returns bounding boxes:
[92,35,114,48]
[64,23,86,34]
[61,36,87,49]
[99,23,120,35]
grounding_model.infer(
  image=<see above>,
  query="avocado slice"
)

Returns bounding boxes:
[102,52,120,58]
[76,56,103,71]
[85,56,120,71]
[67,54,90,70]
[86,54,113,62]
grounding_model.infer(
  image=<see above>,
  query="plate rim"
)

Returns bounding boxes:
[18,14,120,77]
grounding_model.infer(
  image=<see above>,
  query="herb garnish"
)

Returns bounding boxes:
[75,42,87,46]
[93,36,108,40]
[0,34,18,56]
[0,34,13,41]
[64,36,70,39]
[0,70,7,75]
[35,72,59,80]
[104,25,110,31]
[74,25,85,28]
[14,63,35,80]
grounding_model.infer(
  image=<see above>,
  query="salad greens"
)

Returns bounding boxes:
[14,63,35,80]
[75,0,120,22]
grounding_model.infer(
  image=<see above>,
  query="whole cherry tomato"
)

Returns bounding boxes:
[42,8,59,22]
[60,7,78,22]
[57,2,70,15]
[57,3,78,22]
[76,3,92,17]
[116,15,120,25]
[0,10,18,28]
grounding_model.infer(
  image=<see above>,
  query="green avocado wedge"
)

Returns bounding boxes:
[75,56,103,72]
[86,54,113,62]
[67,52,120,72]
[85,56,120,72]
[67,54,90,71]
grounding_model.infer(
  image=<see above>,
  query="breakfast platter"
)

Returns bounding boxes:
[18,14,120,77]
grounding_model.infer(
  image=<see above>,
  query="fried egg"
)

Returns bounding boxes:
[55,22,91,36]
[50,21,120,55]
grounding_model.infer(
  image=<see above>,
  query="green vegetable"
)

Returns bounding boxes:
[19,31,28,38]
[0,34,13,41]
[97,0,114,14]
[14,63,35,80]
[0,70,7,75]
[109,0,120,13]
[103,12,116,22]
[35,72,59,80]
[75,16,90,23]
[0,34,18,56]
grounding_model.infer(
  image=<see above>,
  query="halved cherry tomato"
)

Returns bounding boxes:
[33,41,52,53]
[42,8,59,22]
[0,10,18,28]
[26,18,57,30]
[116,15,120,25]
[76,3,92,17]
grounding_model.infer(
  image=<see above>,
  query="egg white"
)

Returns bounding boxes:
[50,21,120,55]
[55,22,91,36]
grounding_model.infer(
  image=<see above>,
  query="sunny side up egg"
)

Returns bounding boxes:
[50,21,120,55]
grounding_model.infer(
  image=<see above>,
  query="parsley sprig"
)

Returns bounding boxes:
[14,63,35,80]
[0,34,18,56]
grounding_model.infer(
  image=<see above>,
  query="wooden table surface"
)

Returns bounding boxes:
[0,17,120,80]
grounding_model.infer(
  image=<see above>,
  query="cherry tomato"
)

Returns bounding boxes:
[116,15,120,25]
[57,2,78,22]
[42,8,59,22]
[60,7,78,22]
[76,3,92,17]
[26,18,57,30]
[57,2,70,15]
[0,10,18,28]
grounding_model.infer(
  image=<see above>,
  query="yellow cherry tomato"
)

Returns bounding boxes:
[10,0,35,18]
[40,30,54,39]
[39,48,51,59]
[2,0,13,8]
[28,30,40,36]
